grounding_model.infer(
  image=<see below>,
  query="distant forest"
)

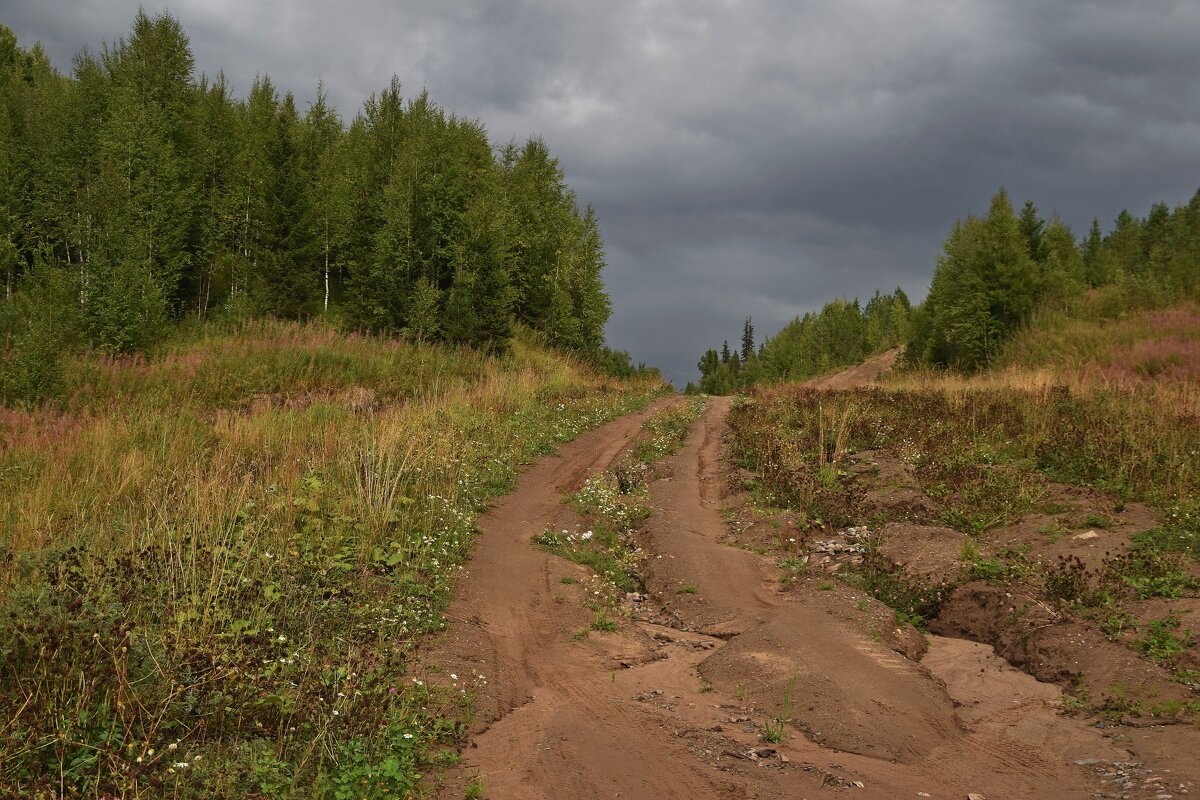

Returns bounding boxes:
[694,187,1200,392]
[0,12,627,405]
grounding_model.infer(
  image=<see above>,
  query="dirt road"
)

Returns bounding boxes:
[430,397,1140,799]
[801,348,901,389]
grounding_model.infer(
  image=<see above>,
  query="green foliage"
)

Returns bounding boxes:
[1135,613,1195,667]
[910,186,1200,372]
[1044,546,1197,609]
[696,290,912,393]
[761,670,798,744]
[909,189,1038,370]
[588,346,661,380]
[533,399,705,595]
[728,382,1200,625]
[0,12,617,411]
[1,262,77,405]
[1134,502,1200,558]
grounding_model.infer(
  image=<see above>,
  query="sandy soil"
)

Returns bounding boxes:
[423,392,1198,799]
[801,348,901,389]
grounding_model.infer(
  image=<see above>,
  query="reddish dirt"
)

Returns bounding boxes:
[801,348,901,389]
[930,581,1194,711]
[425,397,1195,799]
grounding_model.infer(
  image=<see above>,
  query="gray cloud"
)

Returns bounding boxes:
[8,0,1200,384]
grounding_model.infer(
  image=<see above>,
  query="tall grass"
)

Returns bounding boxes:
[0,320,664,798]
[995,297,1200,386]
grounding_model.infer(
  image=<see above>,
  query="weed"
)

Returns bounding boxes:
[679,583,698,594]
[1036,520,1066,542]
[778,557,807,575]
[1107,548,1198,599]
[1045,555,1111,608]
[1098,608,1135,638]
[734,684,747,701]
[464,777,485,799]
[818,581,835,591]
[761,718,787,744]
[1135,612,1195,667]
[1134,501,1200,558]
[761,670,798,744]
[1172,669,1200,687]
[840,550,952,626]
[1062,679,1092,713]
[964,545,1034,584]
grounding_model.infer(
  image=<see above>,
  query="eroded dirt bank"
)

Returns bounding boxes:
[428,398,1192,799]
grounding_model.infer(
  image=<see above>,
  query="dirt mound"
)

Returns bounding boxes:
[932,581,1194,715]
[699,590,955,763]
[876,522,970,578]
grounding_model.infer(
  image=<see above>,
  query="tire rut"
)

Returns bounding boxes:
[431,397,1132,799]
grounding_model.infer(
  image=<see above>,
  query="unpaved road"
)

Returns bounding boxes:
[801,348,900,389]
[429,397,1154,799]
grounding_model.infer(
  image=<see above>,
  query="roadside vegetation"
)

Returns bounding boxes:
[726,376,1200,717]
[0,320,665,798]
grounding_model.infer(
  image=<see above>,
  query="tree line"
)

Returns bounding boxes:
[0,12,620,404]
[691,290,912,394]
[695,186,1200,390]
[908,187,1200,370]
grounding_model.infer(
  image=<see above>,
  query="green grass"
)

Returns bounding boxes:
[463,778,485,799]
[761,670,798,744]
[1135,613,1195,667]
[589,612,619,633]
[0,320,665,798]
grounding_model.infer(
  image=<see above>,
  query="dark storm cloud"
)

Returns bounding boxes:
[8,1,1200,383]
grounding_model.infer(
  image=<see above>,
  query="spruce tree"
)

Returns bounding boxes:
[1018,199,1047,262]
[741,316,754,361]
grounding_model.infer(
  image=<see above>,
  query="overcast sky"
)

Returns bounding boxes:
[8,1,1200,384]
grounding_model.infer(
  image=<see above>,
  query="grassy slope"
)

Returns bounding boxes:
[0,319,665,798]
[994,296,1200,387]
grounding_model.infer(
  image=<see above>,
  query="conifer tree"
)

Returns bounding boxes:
[741,316,754,361]
[1018,200,1048,262]
[302,81,347,315]
[1041,218,1085,301]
